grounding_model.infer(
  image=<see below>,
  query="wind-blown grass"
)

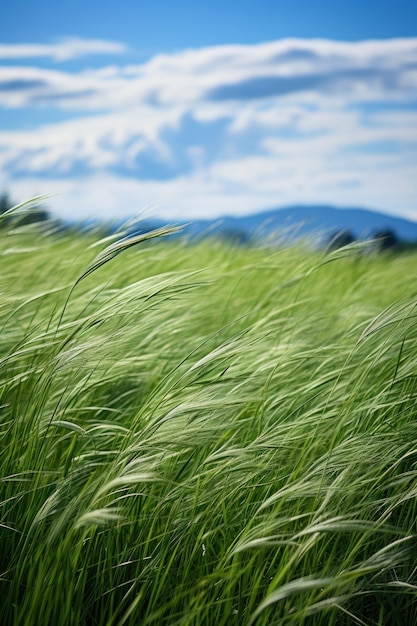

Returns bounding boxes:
[0,222,416,625]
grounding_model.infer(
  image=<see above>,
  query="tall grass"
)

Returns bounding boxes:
[0,221,416,625]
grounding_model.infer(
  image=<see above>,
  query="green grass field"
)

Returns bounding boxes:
[1,216,417,625]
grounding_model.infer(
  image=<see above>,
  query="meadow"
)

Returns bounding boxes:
[1,210,417,625]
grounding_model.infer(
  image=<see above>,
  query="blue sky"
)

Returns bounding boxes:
[1,0,416,221]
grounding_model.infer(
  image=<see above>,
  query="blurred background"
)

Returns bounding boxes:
[0,0,416,229]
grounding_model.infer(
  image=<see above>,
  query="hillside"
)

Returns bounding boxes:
[116,204,417,244]
[183,205,417,242]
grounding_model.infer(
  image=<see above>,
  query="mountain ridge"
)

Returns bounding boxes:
[98,204,417,244]
[169,205,417,243]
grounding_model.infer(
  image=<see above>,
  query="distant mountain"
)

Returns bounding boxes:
[181,205,417,243]
[104,204,417,245]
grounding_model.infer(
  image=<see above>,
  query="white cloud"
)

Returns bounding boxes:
[1,38,416,110]
[7,156,416,225]
[0,37,416,221]
[0,38,126,62]
[0,105,184,171]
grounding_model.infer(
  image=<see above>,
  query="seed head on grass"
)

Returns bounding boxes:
[1,223,417,626]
